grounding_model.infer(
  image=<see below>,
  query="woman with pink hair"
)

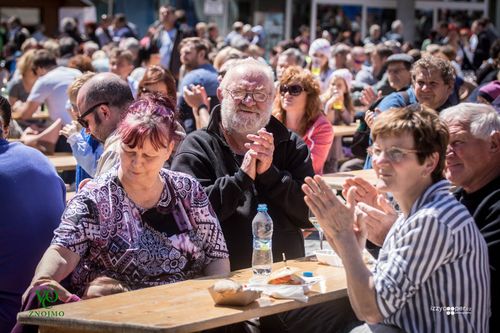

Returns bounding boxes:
[19,94,229,315]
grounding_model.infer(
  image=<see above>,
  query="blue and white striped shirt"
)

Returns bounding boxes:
[373,180,490,332]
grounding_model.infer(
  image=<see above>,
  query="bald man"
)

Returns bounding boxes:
[76,72,134,176]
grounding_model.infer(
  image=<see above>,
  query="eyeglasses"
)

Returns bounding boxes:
[225,89,268,103]
[367,145,420,163]
[77,102,108,128]
[280,84,304,96]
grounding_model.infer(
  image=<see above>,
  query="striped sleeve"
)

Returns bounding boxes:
[374,213,451,317]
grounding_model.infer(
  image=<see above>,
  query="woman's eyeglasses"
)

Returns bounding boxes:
[280,84,304,96]
[367,146,420,164]
[77,102,109,128]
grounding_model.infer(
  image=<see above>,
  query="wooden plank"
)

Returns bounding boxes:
[322,169,377,190]
[12,111,50,121]
[18,258,349,333]
[39,327,90,333]
[332,123,358,137]
[48,153,77,172]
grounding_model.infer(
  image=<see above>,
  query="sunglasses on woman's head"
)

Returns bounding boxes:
[280,84,304,96]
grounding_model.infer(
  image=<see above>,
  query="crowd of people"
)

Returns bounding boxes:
[0,5,499,333]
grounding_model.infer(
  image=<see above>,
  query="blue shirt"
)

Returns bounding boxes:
[71,129,103,190]
[376,86,417,112]
[159,28,177,69]
[0,139,65,332]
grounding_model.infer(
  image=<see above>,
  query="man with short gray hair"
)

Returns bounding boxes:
[276,48,304,80]
[172,58,314,270]
[440,103,500,330]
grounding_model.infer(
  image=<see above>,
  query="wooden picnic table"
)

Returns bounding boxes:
[18,257,348,333]
[322,169,377,191]
[12,110,50,121]
[332,123,358,137]
[48,153,77,172]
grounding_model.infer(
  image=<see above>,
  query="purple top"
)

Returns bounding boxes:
[52,166,228,295]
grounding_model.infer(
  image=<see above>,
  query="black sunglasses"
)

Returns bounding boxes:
[280,84,304,96]
[77,102,108,128]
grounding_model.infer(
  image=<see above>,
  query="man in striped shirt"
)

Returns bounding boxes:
[303,105,490,332]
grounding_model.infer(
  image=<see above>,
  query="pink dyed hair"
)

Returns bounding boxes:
[118,93,181,150]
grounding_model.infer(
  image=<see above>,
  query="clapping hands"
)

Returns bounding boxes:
[245,128,274,175]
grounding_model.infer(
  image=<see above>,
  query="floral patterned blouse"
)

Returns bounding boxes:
[52,166,229,295]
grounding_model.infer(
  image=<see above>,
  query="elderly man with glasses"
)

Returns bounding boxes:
[75,72,134,177]
[172,57,363,333]
[172,58,314,271]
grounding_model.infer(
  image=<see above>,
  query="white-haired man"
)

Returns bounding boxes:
[440,103,500,330]
[172,59,361,332]
[171,58,314,271]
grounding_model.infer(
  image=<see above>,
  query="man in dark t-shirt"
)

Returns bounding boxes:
[440,103,500,330]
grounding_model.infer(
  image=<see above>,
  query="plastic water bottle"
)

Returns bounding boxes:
[252,204,273,277]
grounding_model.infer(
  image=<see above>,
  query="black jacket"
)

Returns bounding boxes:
[171,108,314,270]
[454,175,500,330]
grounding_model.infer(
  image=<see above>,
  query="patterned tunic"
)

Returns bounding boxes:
[52,167,228,295]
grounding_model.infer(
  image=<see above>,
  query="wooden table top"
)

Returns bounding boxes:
[12,111,50,121]
[322,169,377,190]
[48,153,77,172]
[332,123,358,137]
[18,258,348,333]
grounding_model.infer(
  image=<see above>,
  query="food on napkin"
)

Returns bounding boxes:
[267,266,306,285]
[213,279,242,294]
[208,279,261,306]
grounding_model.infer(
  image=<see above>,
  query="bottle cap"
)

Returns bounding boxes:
[303,271,313,277]
[257,203,268,212]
